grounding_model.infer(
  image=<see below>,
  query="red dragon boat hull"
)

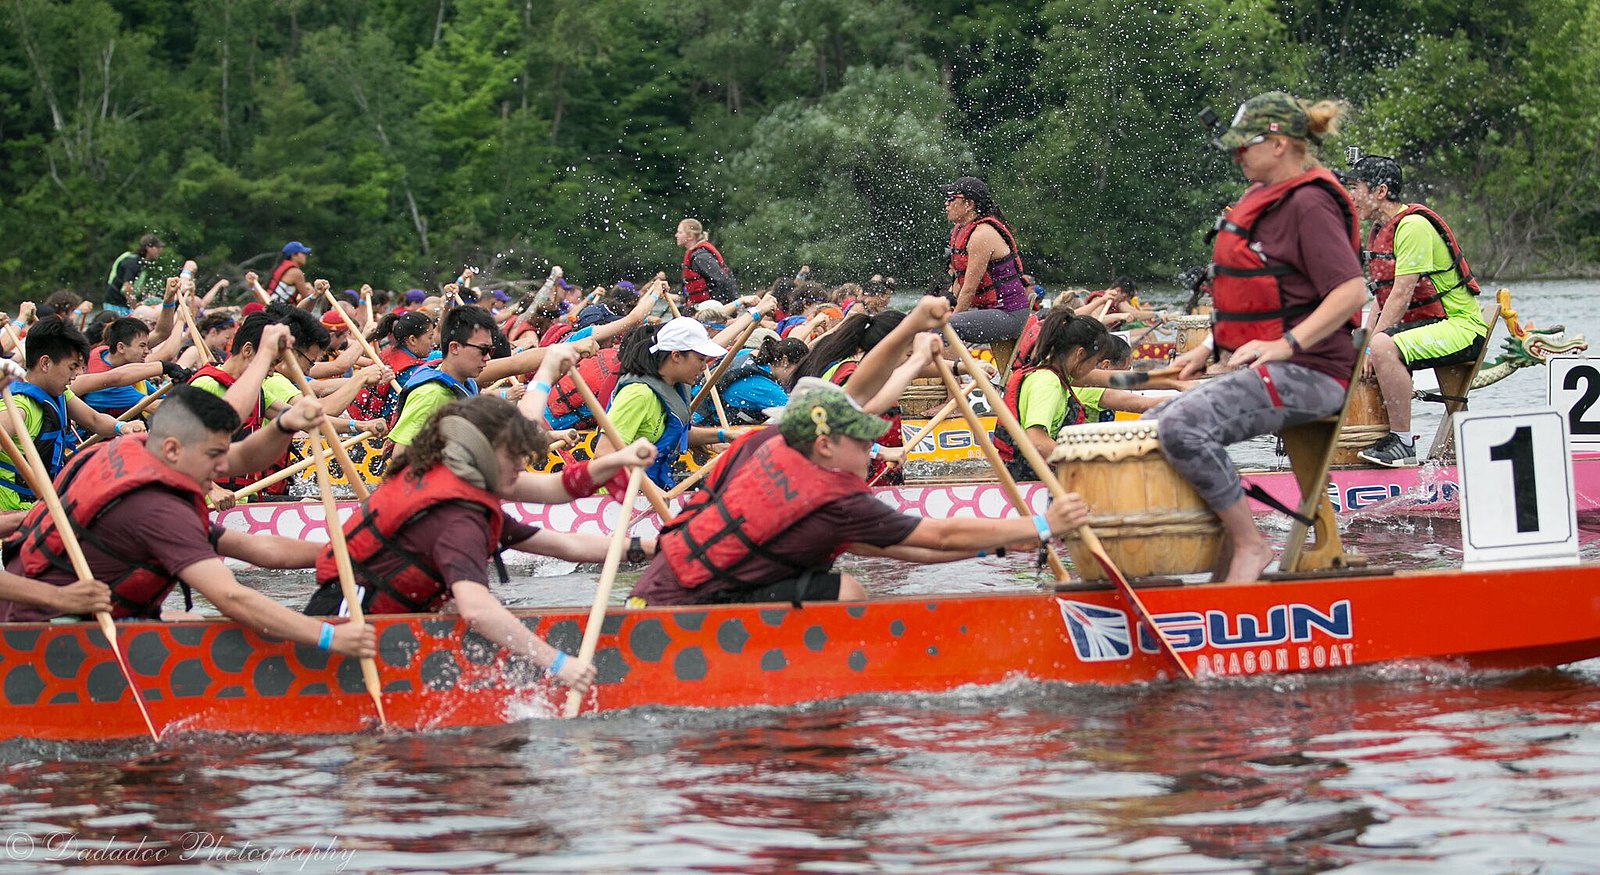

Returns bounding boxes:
[3,563,1598,741]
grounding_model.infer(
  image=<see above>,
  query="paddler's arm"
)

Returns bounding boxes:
[1222,277,1366,370]
[451,581,596,692]
[479,338,597,385]
[510,530,657,564]
[221,324,292,423]
[518,344,581,424]
[845,542,974,564]
[227,397,324,476]
[67,394,145,438]
[69,360,163,395]
[146,277,183,346]
[214,529,320,569]
[895,494,1088,553]
[508,438,657,504]
[846,296,950,408]
[180,558,374,659]
[1371,273,1419,334]
[0,572,111,615]
[861,332,942,415]
[310,363,392,415]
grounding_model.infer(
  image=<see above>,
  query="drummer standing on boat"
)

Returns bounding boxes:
[1342,156,1488,468]
[943,176,1031,344]
[1154,91,1367,582]
[677,219,737,305]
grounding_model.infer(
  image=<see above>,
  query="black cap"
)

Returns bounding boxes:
[939,176,991,202]
[1339,155,1402,198]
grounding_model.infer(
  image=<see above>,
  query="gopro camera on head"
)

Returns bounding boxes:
[1345,146,1363,166]
[1198,107,1221,135]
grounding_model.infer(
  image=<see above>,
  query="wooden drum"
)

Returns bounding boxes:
[898,377,949,417]
[1048,420,1221,581]
[1172,314,1214,356]
[1331,375,1389,466]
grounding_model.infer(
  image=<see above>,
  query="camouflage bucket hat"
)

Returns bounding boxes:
[779,377,891,447]
[1215,91,1309,150]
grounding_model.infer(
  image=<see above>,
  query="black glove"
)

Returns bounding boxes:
[160,361,193,383]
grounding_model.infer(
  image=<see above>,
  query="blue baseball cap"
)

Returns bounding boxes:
[283,241,312,256]
[491,288,510,302]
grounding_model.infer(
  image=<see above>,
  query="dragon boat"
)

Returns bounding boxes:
[3,561,1598,741]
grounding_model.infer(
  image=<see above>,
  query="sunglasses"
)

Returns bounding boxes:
[459,341,494,356]
[943,192,965,204]
[1233,134,1270,155]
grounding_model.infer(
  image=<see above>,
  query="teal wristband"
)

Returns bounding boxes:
[162,301,177,310]
[533,380,552,395]
[717,428,727,443]
[546,651,568,678]
[1032,514,1051,543]
[113,421,122,435]
[317,623,334,652]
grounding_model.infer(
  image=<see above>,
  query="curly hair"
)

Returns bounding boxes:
[389,396,548,479]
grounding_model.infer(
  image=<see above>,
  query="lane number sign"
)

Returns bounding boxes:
[1548,356,1600,448]
[1455,408,1578,570]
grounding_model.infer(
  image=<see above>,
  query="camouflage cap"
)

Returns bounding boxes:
[779,377,891,448]
[1215,91,1308,150]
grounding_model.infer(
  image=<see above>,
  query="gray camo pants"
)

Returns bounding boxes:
[1146,362,1347,511]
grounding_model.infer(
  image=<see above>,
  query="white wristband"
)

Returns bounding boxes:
[1201,334,1215,351]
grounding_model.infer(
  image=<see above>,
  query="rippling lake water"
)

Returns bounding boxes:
[1,280,1597,873]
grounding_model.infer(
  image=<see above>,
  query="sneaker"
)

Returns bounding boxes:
[1358,433,1418,468]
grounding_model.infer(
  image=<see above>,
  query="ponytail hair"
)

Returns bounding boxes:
[617,323,672,377]
[752,336,809,368]
[789,310,907,388]
[1028,310,1107,373]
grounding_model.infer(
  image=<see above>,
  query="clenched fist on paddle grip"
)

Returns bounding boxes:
[553,654,598,695]
[324,617,377,659]
[1042,492,1090,538]
[51,579,113,616]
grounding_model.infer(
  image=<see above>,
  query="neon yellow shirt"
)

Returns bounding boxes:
[1393,214,1486,329]
[608,382,667,445]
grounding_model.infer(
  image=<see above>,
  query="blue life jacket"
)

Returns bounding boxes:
[0,381,71,501]
[392,367,478,424]
[614,374,691,489]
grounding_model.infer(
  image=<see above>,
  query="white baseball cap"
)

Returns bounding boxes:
[649,316,728,358]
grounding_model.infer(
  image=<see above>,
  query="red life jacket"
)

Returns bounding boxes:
[1014,313,1043,365]
[1208,168,1360,353]
[266,258,301,305]
[994,366,1083,462]
[314,464,505,614]
[947,217,1029,311]
[540,320,576,347]
[826,360,903,449]
[681,241,729,305]
[660,430,870,589]
[1364,203,1480,325]
[14,435,208,619]
[546,347,623,428]
[188,365,278,493]
[352,346,427,420]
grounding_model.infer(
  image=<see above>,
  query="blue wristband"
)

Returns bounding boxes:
[533,380,552,395]
[546,651,568,678]
[317,622,334,652]
[1032,514,1051,543]
[113,421,122,435]
[717,428,727,443]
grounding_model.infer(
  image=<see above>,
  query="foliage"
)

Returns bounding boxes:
[0,0,1595,303]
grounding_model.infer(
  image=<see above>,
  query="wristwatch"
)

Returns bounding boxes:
[627,535,647,564]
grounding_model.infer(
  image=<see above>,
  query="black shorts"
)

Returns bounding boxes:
[709,568,843,607]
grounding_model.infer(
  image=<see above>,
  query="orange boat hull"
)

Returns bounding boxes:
[3,562,1598,741]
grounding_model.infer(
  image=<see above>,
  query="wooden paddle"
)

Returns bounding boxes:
[567,370,675,521]
[942,326,1193,680]
[228,432,369,501]
[624,448,725,528]
[565,465,646,718]
[76,381,175,451]
[687,316,762,415]
[322,288,403,393]
[0,388,161,740]
[934,358,1070,581]
[178,295,214,365]
[303,423,387,726]
[867,395,960,487]
[279,354,370,501]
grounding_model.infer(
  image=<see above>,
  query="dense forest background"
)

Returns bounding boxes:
[2,0,1597,301]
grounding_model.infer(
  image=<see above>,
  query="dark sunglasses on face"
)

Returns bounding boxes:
[460,341,494,356]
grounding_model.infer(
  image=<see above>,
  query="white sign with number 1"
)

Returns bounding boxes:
[1456,408,1578,570]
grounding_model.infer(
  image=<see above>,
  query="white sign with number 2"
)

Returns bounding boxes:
[1456,408,1578,570]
